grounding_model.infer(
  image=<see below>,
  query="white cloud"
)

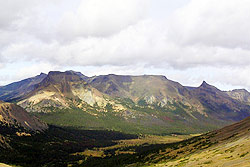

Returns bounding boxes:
[170,0,250,49]
[2,20,164,66]
[16,62,58,79]
[0,62,58,85]
[58,0,150,40]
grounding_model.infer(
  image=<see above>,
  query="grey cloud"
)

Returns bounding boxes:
[0,0,38,29]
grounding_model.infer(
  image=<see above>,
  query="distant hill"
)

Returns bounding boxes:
[188,81,250,122]
[0,73,47,102]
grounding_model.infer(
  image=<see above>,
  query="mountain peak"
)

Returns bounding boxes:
[199,81,216,89]
[200,81,209,86]
[197,80,222,93]
[39,72,47,76]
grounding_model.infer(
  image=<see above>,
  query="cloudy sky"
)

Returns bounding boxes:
[0,0,250,91]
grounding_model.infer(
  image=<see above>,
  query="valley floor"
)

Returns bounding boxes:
[72,134,192,158]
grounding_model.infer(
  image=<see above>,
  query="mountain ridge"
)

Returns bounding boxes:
[0,71,250,134]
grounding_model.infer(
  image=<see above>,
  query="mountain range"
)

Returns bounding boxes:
[1,70,250,166]
[0,70,250,134]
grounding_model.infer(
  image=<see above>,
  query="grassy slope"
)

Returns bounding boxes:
[143,116,250,166]
[153,135,250,167]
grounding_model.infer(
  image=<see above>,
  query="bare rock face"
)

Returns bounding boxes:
[0,101,48,132]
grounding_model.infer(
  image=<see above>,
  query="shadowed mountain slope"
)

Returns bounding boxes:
[0,101,48,150]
